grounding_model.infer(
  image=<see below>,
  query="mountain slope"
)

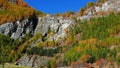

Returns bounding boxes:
[0,0,120,68]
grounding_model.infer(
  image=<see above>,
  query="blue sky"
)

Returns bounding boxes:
[24,0,96,14]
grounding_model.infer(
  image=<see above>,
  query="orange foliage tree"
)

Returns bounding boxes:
[66,35,72,45]
[17,0,28,7]
[0,0,37,25]
[79,38,98,45]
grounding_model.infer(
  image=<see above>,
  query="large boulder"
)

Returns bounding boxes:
[15,54,50,68]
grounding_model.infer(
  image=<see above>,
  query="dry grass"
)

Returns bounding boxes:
[0,64,31,68]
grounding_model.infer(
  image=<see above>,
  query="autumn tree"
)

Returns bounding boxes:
[78,8,85,16]
[65,35,73,45]
[62,11,75,18]
[0,0,5,7]
[87,2,94,8]
[17,0,28,7]
[98,0,107,3]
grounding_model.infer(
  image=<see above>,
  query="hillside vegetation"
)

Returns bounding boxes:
[33,12,120,67]
[0,33,32,63]
[1,12,120,67]
[63,12,120,66]
[0,0,45,25]
[0,0,120,67]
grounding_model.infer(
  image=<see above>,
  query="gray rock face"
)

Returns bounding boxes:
[13,15,74,67]
[0,14,74,67]
[77,0,120,20]
[15,54,50,68]
[0,23,14,35]
[35,15,74,41]
[15,54,29,66]
[0,15,73,41]
[0,17,38,40]
[10,19,34,40]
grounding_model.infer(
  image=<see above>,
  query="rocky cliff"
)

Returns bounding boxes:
[35,15,74,41]
[0,14,74,67]
[0,15,74,41]
[77,0,120,20]
[0,16,38,40]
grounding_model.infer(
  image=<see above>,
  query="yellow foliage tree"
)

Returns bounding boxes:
[87,2,94,8]
[78,8,85,16]
[65,35,73,45]
[77,46,83,53]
